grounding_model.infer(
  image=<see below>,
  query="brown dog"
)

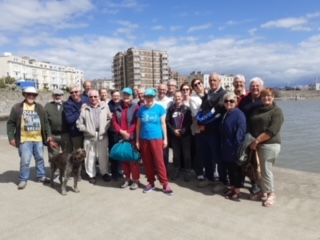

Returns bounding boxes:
[50,148,86,195]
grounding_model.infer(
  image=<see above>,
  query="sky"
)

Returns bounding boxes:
[1,0,320,87]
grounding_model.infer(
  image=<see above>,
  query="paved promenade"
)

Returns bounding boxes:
[0,136,319,240]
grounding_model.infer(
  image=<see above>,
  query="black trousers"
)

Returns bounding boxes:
[225,162,242,188]
[171,135,192,170]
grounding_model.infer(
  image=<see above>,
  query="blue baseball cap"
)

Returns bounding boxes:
[122,87,133,96]
[144,88,156,97]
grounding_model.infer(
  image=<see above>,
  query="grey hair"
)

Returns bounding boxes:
[209,72,221,80]
[233,74,246,83]
[249,77,264,87]
[167,79,177,86]
[88,89,99,96]
[70,85,80,91]
[223,92,237,101]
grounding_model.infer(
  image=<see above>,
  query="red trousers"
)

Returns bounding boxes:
[140,139,169,186]
[122,161,140,181]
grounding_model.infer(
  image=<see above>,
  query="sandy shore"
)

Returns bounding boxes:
[0,136,319,240]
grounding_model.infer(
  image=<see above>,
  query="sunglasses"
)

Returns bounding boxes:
[89,96,98,98]
[193,82,201,87]
[182,88,190,91]
[224,99,236,104]
[26,93,38,97]
[70,91,79,94]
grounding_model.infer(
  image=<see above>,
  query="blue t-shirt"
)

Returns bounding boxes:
[137,104,166,140]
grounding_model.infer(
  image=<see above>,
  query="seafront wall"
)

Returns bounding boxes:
[0,91,52,116]
[0,90,319,118]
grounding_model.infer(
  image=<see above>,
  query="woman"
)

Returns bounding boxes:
[180,83,192,107]
[108,90,123,181]
[112,88,140,190]
[166,91,193,182]
[219,92,246,200]
[136,89,173,196]
[248,88,284,207]
[189,78,206,181]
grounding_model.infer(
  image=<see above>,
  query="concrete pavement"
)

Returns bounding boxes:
[0,136,319,240]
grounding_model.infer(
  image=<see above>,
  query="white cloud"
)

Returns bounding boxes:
[261,17,308,30]
[103,0,147,11]
[248,28,257,36]
[170,26,182,32]
[0,0,94,31]
[0,36,9,46]
[151,25,164,31]
[187,23,212,33]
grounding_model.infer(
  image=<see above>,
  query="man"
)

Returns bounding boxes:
[137,87,145,106]
[82,81,92,104]
[64,85,87,150]
[7,87,56,190]
[77,90,111,184]
[197,73,228,193]
[233,74,247,104]
[167,79,177,99]
[156,83,172,110]
[45,89,72,160]
[155,83,173,170]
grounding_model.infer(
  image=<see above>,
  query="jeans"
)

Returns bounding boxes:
[18,141,46,181]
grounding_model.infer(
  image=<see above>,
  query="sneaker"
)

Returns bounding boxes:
[38,177,50,184]
[89,177,96,184]
[17,181,27,190]
[197,175,205,181]
[130,182,139,190]
[143,183,155,193]
[212,181,228,193]
[163,184,173,196]
[102,174,112,182]
[120,180,131,188]
[197,179,214,188]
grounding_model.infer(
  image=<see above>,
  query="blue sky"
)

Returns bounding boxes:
[1,0,320,86]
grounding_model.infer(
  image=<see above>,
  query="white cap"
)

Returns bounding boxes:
[22,87,38,95]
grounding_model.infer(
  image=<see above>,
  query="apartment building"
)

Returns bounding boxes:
[188,71,235,91]
[112,48,170,89]
[0,52,84,89]
[91,78,114,90]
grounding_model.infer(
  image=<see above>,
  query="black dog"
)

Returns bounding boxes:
[50,148,86,195]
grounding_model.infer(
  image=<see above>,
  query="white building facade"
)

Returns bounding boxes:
[0,52,84,89]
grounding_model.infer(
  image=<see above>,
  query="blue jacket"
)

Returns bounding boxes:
[64,96,87,137]
[219,108,246,163]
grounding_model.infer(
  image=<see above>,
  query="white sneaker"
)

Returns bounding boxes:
[17,181,27,190]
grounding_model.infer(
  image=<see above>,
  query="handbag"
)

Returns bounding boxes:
[110,141,141,162]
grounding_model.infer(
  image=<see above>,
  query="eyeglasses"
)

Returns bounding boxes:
[182,88,190,91]
[193,82,201,87]
[89,96,98,98]
[224,99,236,104]
[70,91,79,94]
[54,94,62,96]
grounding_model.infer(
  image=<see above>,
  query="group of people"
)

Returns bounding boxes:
[7,75,284,206]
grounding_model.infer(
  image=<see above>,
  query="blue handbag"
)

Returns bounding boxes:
[110,141,141,162]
